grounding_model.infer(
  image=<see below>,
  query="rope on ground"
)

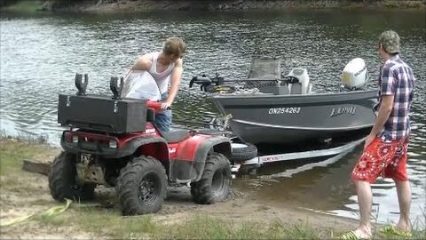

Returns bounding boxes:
[0,199,72,227]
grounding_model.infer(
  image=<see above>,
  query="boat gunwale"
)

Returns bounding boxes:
[210,89,377,99]
[232,119,373,131]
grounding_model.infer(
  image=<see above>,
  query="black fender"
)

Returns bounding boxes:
[61,135,168,160]
[169,135,231,183]
[122,137,169,160]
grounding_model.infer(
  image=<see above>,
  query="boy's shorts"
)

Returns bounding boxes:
[352,137,408,183]
[154,109,172,132]
[154,92,172,132]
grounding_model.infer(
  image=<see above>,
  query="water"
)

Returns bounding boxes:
[1,10,425,228]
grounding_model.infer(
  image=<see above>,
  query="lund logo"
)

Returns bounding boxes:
[330,106,356,117]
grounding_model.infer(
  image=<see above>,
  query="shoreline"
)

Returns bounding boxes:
[1,137,425,238]
[1,0,425,14]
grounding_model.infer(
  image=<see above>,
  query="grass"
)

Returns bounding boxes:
[0,136,57,176]
[1,0,44,13]
[37,210,323,240]
[1,137,425,239]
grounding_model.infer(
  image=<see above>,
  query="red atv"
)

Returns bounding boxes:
[48,74,233,215]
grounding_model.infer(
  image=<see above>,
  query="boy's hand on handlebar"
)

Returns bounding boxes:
[161,101,171,110]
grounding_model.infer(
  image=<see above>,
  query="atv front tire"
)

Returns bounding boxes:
[191,152,231,204]
[116,156,167,216]
[48,152,95,202]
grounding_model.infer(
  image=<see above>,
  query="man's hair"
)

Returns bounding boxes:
[379,30,400,55]
[163,37,186,57]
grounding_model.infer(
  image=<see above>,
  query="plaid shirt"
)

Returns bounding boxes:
[373,55,415,141]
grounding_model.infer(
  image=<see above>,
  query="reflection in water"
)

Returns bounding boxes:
[1,10,425,228]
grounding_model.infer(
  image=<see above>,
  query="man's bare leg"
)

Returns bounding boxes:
[352,180,373,238]
[395,180,411,232]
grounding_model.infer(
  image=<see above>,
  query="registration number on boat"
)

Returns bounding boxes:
[268,107,301,114]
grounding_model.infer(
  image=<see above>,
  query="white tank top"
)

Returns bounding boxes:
[147,52,175,94]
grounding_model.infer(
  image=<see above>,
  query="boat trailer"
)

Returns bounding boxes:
[231,138,364,174]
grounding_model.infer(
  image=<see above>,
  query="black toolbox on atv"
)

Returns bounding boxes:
[58,94,147,134]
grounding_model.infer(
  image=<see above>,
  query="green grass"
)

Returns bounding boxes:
[23,204,426,240]
[37,209,324,239]
[37,206,160,239]
[0,139,32,175]
[1,0,44,13]
[0,137,55,176]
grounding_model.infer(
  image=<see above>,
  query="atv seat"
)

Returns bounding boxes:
[160,129,191,143]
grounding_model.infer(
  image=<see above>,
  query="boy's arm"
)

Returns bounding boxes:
[162,59,183,109]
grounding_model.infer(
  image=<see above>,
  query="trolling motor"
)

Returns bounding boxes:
[189,73,235,93]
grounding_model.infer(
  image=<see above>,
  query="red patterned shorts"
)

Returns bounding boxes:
[351,137,408,183]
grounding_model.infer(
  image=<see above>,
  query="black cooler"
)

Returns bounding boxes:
[58,94,147,133]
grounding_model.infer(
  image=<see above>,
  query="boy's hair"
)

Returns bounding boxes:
[163,37,186,57]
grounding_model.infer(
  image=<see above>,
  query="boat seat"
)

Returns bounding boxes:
[274,85,290,95]
[289,82,313,94]
[290,83,302,94]
[245,56,282,89]
[307,83,313,94]
[159,129,191,143]
[259,85,290,95]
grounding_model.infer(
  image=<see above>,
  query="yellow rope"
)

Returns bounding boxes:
[0,199,72,227]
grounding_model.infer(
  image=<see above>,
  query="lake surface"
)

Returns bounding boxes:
[1,9,425,228]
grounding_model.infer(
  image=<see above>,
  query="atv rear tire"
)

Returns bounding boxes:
[191,152,231,204]
[48,152,95,202]
[116,156,167,216]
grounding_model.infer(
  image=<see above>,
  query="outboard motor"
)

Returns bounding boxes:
[287,68,310,94]
[341,58,368,90]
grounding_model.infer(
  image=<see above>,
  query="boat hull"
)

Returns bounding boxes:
[211,90,377,145]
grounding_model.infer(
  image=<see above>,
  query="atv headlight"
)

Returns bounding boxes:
[72,135,79,144]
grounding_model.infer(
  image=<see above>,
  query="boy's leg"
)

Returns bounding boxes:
[154,110,172,132]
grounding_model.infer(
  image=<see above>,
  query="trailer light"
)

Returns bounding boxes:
[72,135,79,143]
[109,140,118,149]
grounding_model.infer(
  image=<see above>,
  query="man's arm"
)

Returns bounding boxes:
[162,59,183,109]
[364,95,394,149]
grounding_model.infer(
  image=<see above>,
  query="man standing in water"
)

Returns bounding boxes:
[124,37,186,132]
[345,30,415,239]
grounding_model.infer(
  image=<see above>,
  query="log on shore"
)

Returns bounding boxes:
[22,160,51,176]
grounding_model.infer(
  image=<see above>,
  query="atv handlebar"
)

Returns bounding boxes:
[146,100,170,112]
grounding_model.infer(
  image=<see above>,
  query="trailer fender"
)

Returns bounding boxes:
[170,135,231,182]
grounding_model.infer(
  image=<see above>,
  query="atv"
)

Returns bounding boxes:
[48,74,233,216]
